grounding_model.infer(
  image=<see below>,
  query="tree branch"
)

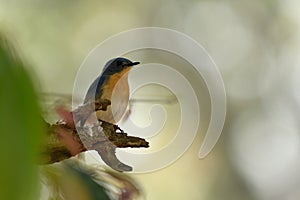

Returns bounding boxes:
[41,99,149,172]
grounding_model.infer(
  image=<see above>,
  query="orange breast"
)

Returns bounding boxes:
[96,69,131,124]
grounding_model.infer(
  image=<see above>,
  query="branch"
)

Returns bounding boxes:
[41,99,149,172]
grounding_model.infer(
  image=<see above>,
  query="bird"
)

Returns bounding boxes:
[81,57,140,126]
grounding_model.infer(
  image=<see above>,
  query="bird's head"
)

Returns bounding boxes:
[102,57,140,76]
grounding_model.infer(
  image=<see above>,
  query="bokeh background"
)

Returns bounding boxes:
[1,0,300,199]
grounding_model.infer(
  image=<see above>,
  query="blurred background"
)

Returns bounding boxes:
[1,0,300,199]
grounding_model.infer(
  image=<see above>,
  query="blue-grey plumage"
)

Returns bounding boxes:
[82,57,139,125]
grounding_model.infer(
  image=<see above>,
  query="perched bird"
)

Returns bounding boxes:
[82,57,140,125]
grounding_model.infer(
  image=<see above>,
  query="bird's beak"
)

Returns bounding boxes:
[124,61,140,68]
[130,61,140,66]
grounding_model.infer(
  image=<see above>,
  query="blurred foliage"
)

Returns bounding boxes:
[41,159,142,200]
[0,33,44,199]
[41,161,111,200]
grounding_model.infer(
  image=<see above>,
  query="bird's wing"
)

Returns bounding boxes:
[83,75,109,103]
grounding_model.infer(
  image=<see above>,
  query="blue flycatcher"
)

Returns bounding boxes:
[82,57,139,126]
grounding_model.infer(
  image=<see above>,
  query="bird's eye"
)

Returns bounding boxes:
[116,60,122,66]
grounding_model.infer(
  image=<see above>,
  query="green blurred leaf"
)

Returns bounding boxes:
[0,34,44,200]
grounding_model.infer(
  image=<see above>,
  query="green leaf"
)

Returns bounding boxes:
[0,34,44,200]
